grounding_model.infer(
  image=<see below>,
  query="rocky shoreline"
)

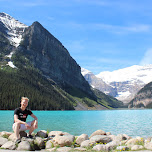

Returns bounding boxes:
[1,129,152,151]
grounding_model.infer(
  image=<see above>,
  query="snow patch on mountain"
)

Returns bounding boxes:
[0,12,28,47]
[82,65,152,103]
[7,61,17,68]
[81,68,92,75]
[95,64,152,103]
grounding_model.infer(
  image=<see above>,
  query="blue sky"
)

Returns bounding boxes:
[1,0,152,74]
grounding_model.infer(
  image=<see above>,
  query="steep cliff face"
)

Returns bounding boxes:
[128,82,152,108]
[16,22,94,98]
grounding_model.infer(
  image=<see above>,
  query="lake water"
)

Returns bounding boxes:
[1,109,152,137]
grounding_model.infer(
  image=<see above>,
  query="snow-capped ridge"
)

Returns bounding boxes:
[0,12,28,47]
[81,68,92,75]
[96,64,152,84]
[82,65,152,103]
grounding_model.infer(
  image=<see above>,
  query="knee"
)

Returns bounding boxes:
[33,124,38,130]
[14,122,21,130]
[15,122,21,127]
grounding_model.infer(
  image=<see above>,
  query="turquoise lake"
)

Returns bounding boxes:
[1,109,152,137]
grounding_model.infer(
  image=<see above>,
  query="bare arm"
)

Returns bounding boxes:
[14,114,26,125]
[31,114,38,121]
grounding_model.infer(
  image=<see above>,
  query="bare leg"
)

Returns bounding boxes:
[14,122,21,139]
[29,120,38,135]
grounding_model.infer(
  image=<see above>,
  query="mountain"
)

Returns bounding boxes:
[0,12,27,47]
[81,68,117,97]
[128,82,152,108]
[82,65,152,104]
[0,12,123,110]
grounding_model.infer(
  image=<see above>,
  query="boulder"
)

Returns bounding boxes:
[105,141,120,151]
[17,141,31,151]
[92,144,106,151]
[145,142,152,150]
[48,131,66,137]
[80,140,90,147]
[108,135,117,141]
[1,141,16,150]
[55,147,72,151]
[90,130,106,137]
[34,137,45,149]
[74,147,87,151]
[0,137,8,146]
[36,130,48,138]
[126,138,138,147]
[116,146,129,151]
[106,132,111,135]
[46,140,54,149]
[115,134,128,141]
[21,137,34,143]
[123,134,132,140]
[0,131,12,138]
[47,147,56,152]
[19,131,27,138]
[8,133,16,141]
[76,134,89,145]
[89,135,112,144]
[53,134,75,147]
[131,145,144,150]
[8,131,26,141]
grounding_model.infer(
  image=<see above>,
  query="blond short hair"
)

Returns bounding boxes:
[21,97,29,102]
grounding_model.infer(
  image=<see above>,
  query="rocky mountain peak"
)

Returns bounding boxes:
[82,65,152,104]
[0,12,28,47]
[15,19,95,98]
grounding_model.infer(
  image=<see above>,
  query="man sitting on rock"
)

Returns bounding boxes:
[13,97,38,144]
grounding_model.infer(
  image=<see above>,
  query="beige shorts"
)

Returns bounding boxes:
[12,121,32,132]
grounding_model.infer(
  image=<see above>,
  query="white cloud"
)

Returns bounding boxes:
[56,21,151,34]
[91,23,151,34]
[140,48,152,65]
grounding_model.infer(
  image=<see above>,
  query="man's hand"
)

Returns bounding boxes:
[25,123,31,129]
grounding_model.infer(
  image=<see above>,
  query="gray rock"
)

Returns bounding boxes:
[0,131,12,138]
[116,146,129,151]
[21,137,34,143]
[131,145,144,150]
[105,141,120,151]
[45,140,54,149]
[1,141,16,150]
[80,140,90,147]
[114,134,130,142]
[92,144,106,151]
[8,133,16,141]
[145,142,152,150]
[17,141,31,151]
[74,147,87,151]
[90,130,106,138]
[106,132,111,135]
[76,134,89,145]
[19,131,27,138]
[55,147,72,152]
[34,137,45,149]
[126,138,138,147]
[48,131,65,137]
[0,137,8,146]
[89,135,112,144]
[53,134,75,147]
[36,130,48,138]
